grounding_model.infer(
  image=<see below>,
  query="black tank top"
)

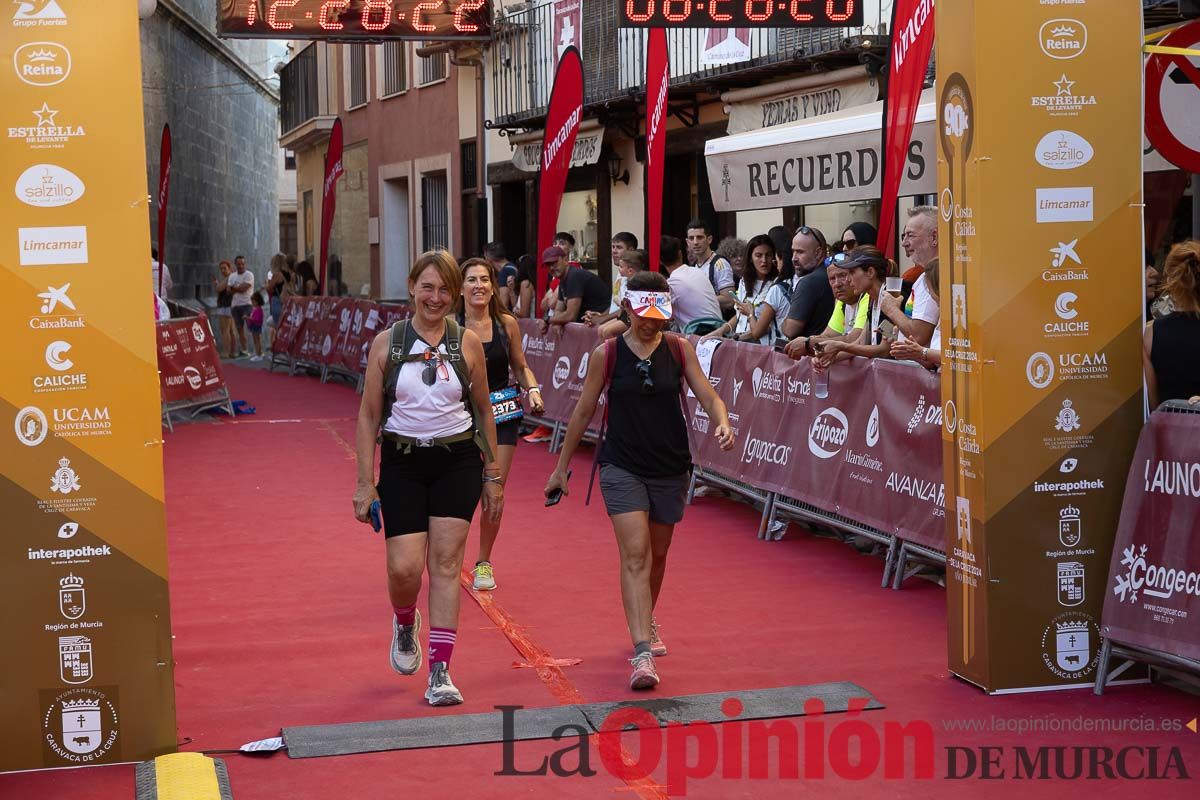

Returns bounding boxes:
[1150,312,1200,403]
[460,313,511,392]
[598,336,691,477]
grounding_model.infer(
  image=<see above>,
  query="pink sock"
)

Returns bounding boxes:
[393,604,416,626]
[428,627,457,668]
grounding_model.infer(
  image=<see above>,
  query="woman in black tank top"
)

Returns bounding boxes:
[1144,241,1200,407]
[544,271,734,692]
[458,258,545,591]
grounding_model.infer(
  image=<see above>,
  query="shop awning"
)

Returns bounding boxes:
[704,90,936,212]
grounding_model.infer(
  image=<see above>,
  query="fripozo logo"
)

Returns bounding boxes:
[552,356,570,389]
[184,366,202,390]
[14,41,71,86]
[15,405,48,446]
[1034,130,1093,170]
[15,163,84,207]
[1040,19,1087,60]
[1027,352,1054,389]
[808,408,849,459]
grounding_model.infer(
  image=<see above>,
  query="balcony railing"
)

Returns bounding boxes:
[488,0,889,129]
[280,44,320,135]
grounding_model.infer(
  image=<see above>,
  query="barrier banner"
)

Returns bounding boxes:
[272,297,309,356]
[1,3,177,770]
[156,315,227,405]
[517,320,602,423]
[684,340,945,552]
[939,1,1145,692]
[335,299,374,374]
[295,297,337,364]
[1102,411,1200,663]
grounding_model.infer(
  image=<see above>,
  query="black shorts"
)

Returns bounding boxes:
[232,305,251,328]
[496,419,520,448]
[377,439,483,537]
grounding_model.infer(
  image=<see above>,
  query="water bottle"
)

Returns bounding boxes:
[814,366,829,399]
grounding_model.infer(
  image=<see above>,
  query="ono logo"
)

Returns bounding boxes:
[576,351,590,379]
[552,356,570,389]
[808,408,849,459]
[865,405,880,447]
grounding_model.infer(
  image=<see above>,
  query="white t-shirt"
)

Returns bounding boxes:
[764,280,792,332]
[897,274,939,344]
[609,275,628,314]
[383,336,473,439]
[151,259,172,295]
[667,265,722,329]
[733,279,775,344]
[228,270,254,307]
[930,322,941,352]
[696,252,736,294]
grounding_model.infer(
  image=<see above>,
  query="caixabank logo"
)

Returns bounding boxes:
[40,685,119,765]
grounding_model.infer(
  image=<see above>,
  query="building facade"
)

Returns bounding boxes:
[140,0,281,300]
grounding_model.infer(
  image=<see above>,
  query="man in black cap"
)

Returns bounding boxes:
[542,245,610,331]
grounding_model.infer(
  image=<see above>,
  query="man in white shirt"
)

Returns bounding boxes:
[664,236,722,331]
[881,206,939,346]
[151,247,172,296]
[685,219,735,316]
[227,255,255,357]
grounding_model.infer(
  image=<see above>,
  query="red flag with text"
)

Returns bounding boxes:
[156,124,171,296]
[878,0,935,256]
[319,117,345,294]
[645,29,669,272]
[536,46,584,299]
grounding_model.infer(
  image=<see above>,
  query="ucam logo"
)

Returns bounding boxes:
[1039,19,1087,60]
[1035,130,1093,170]
[13,41,71,86]
[552,356,570,389]
[18,225,87,266]
[808,407,849,459]
[15,163,83,207]
[1036,187,1093,223]
[15,405,48,446]
[1027,352,1054,389]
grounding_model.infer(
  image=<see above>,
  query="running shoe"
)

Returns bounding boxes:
[522,425,553,443]
[649,618,667,657]
[629,652,660,690]
[472,561,496,591]
[425,661,464,706]
[390,609,422,675]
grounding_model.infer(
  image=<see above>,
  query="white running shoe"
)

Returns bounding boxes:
[390,609,422,675]
[629,652,660,690]
[425,662,463,706]
[472,561,496,590]
[649,618,667,657]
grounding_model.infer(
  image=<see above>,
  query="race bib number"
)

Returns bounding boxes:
[489,386,524,424]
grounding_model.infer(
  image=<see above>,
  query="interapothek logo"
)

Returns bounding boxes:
[13,41,71,86]
[15,164,85,207]
[18,226,88,266]
[12,1,68,28]
[1039,19,1087,60]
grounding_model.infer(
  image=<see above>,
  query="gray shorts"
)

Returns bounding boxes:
[599,463,689,525]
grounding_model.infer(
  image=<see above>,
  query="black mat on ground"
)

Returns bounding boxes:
[282,682,882,759]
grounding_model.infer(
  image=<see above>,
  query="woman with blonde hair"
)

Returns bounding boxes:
[1144,239,1200,407]
[213,260,237,358]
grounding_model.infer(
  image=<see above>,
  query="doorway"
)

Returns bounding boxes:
[381,177,410,299]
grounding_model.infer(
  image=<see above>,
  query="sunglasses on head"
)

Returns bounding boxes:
[797,225,827,248]
[634,358,654,394]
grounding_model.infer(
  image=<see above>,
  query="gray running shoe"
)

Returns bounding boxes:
[390,609,422,675]
[425,661,463,706]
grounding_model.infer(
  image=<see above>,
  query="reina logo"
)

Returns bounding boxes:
[1035,130,1093,170]
[1039,19,1087,60]
[13,41,71,86]
[12,0,68,27]
[15,163,84,208]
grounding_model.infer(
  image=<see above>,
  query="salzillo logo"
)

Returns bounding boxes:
[1113,544,1200,604]
[1035,130,1093,170]
[1039,19,1087,60]
[1036,187,1093,223]
[808,408,849,459]
[14,41,71,86]
[552,356,570,389]
[15,163,83,207]
[19,225,88,266]
[1027,352,1054,389]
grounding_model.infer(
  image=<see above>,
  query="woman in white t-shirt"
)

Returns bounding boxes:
[704,235,779,345]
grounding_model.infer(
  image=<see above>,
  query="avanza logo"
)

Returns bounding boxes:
[808,408,849,459]
[14,41,71,86]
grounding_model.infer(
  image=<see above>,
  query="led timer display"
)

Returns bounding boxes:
[217,0,492,40]
[619,0,862,28]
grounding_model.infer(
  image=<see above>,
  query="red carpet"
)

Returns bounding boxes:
[2,364,1198,799]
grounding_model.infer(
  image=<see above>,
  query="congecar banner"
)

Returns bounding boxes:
[939,1,1144,692]
[1,3,177,771]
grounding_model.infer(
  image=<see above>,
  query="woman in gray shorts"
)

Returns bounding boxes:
[545,271,734,690]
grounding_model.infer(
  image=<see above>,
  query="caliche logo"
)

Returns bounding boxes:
[41,687,119,764]
[1112,543,1200,604]
[808,408,849,459]
[19,225,88,266]
[15,405,48,446]
[1036,187,1093,223]
[183,366,202,390]
[1039,19,1087,60]
[1034,130,1093,170]
[1054,292,1078,320]
[59,572,85,620]
[45,339,73,371]
[1047,291,1088,337]
[1041,613,1100,679]
[15,163,84,207]
[865,405,880,447]
[1026,352,1054,389]
[552,356,570,389]
[12,0,68,27]
[13,41,71,86]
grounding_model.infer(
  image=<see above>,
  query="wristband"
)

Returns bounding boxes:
[483,475,504,485]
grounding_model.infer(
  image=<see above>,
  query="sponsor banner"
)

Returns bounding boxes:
[553,0,582,60]
[2,2,177,770]
[510,126,602,173]
[644,29,668,272]
[725,71,878,135]
[155,124,170,297]
[1102,411,1200,663]
[939,2,1144,692]
[272,297,309,356]
[271,297,410,375]
[877,0,936,256]
[156,314,227,405]
[516,320,603,427]
[535,47,584,300]
[318,118,344,295]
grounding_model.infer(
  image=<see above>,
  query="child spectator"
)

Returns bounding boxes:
[247,292,265,362]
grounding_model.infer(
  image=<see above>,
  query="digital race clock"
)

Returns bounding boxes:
[216,1,492,40]
[619,0,863,27]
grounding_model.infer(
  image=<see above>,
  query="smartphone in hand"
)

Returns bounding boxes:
[545,469,572,507]
[369,500,382,532]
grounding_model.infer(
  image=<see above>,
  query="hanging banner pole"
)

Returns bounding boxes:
[536,46,584,300]
[319,118,345,296]
[156,124,171,296]
[644,30,669,271]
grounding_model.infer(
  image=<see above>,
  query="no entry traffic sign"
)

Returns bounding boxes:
[1146,20,1200,173]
